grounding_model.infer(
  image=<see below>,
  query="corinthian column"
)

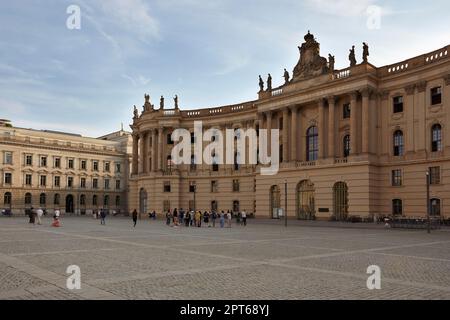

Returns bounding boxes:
[290,106,298,162]
[266,111,272,157]
[151,129,157,172]
[282,108,289,163]
[132,134,139,175]
[318,99,325,159]
[361,88,371,154]
[328,96,336,159]
[350,92,358,155]
[139,132,145,174]
[157,127,164,171]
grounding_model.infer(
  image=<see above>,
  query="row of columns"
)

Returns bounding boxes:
[132,127,165,175]
[258,88,372,162]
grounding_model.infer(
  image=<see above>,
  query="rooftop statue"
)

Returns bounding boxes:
[259,75,264,92]
[267,74,272,91]
[292,31,329,81]
[143,94,153,111]
[363,42,369,63]
[133,105,138,119]
[328,54,335,73]
[284,68,290,84]
[174,95,179,109]
[349,46,357,67]
[160,96,164,110]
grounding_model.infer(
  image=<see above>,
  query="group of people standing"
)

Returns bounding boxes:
[162,208,248,228]
[27,207,60,227]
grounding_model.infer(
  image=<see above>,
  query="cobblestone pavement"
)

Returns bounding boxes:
[0,216,449,300]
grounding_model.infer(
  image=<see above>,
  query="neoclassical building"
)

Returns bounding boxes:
[129,32,449,220]
[0,120,132,216]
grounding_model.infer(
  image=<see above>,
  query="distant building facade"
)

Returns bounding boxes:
[129,32,450,220]
[0,120,132,216]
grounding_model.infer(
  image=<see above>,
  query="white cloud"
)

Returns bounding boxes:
[95,0,160,41]
[121,74,151,86]
[305,0,377,17]
[0,98,27,116]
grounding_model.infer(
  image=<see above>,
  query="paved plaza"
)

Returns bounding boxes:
[0,216,449,300]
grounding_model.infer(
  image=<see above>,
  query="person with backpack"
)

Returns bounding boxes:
[100,209,106,225]
[132,209,138,228]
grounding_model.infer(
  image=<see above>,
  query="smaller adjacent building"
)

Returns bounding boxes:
[0,120,132,216]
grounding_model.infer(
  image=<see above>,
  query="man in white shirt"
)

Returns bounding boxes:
[36,208,44,225]
[241,210,247,227]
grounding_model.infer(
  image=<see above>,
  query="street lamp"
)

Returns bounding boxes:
[426,171,431,234]
[285,179,288,228]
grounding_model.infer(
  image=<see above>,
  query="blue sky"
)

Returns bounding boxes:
[1,0,449,137]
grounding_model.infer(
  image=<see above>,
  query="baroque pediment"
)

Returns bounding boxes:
[292,31,329,82]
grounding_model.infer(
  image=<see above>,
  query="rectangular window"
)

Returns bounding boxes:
[105,162,110,172]
[54,176,60,187]
[104,179,110,190]
[115,163,121,173]
[233,179,240,192]
[393,96,404,113]
[343,103,351,119]
[167,133,174,145]
[431,87,442,105]
[40,156,47,167]
[429,167,441,185]
[4,152,13,165]
[67,177,73,188]
[191,132,195,144]
[4,173,12,185]
[93,161,99,171]
[68,159,74,169]
[163,181,171,193]
[40,175,47,187]
[115,180,121,190]
[211,180,218,193]
[391,170,402,187]
[189,181,196,193]
[93,179,98,189]
[25,155,33,166]
[80,178,86,189]
[81,160,87,170]
[54,157,61,168]
[25,174,32,186]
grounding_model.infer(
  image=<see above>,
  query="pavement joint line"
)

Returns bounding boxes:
[369,251,450,263]
[10,248,119,257]
[263,260,450,293]
[0,251,121,299]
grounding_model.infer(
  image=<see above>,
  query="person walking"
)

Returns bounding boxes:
[227,210,232,228]
[242,209,247,227]
[211,210,217,228]
[203,211,210,227]
[173,208,179,226]
[36,208,43,225]
[166,210,172,226]
[52,208,61,227]
[195,211,201,228]
[132,209,138,228]
[100,209,106,225]
[220,211,225,228]
[179,208,185,226]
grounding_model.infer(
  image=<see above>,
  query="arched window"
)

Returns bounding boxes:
[39,193,46,206]
[343,135,351,158]
[306,126,319,161]
[430,198,441,216]
[104,195,110,207]
[393,130,404,156]
[431,124,442,152]
[54,194,60,205]
[4,192,12,206]
[93,195,98,206]
[296,180,315,220]
[80,194,86,206]
[392,199,403,216]
[115,196,121,207]
[25,193,32,205]
[270,185,281,218]
[333,182,348,221]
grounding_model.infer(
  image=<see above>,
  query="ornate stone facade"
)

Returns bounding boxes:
[129,34,450,220]
[0,123,132,216]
